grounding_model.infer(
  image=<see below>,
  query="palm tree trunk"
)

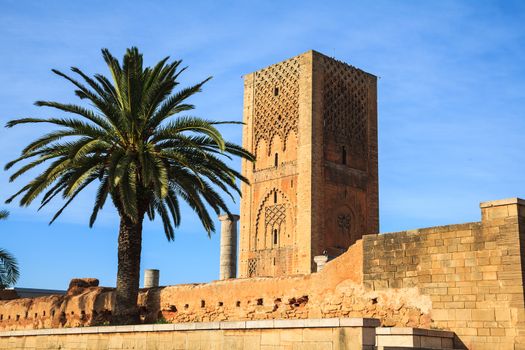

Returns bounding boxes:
[113,212,144,324]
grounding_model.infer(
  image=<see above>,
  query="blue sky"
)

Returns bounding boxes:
[0,0,524,289]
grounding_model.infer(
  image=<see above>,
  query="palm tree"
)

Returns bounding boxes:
[4,47,254,323]
[0,210,20,289]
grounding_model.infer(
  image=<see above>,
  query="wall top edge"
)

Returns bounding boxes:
[480,197,525,208]
[0,318,380,338]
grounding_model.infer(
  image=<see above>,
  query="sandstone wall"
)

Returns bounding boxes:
[0,318,378,350]
[2,198,525,350]
[0,241,430,332]
[363,198,525,349]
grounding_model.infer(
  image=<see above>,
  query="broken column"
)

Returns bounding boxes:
[144,269,159,288]
[314,255,329,272]
[219,214,240,280]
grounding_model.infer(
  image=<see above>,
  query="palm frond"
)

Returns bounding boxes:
[0,249,19,288]
[5,46,254,240]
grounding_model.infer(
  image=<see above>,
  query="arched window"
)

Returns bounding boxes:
[274,192,277,204]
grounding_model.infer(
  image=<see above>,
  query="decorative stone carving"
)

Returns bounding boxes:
[247,258,257,277]
[322,57,369,157]
[265,204,286,228]
[253,189,292,251]
[253,57,300,154]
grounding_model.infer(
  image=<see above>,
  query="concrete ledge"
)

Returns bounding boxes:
[376,327,454,338]
[0,317,378,337]
[219,321,246,329]
[273,319,306,328]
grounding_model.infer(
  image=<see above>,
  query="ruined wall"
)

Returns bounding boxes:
[2,198,525,350]
[0,241,430,332]
[363,198,525,349]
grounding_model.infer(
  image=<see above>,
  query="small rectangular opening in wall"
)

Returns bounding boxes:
[274,87,279,96]
[201,300,205,308]
[16,315,20,321]
[257,298,263,306]
[34,313,38,319]
[236,301,241,307]
[43,311,46,317]
[25,312,28,319]
[0,314,3,321]
[218,302,223,307]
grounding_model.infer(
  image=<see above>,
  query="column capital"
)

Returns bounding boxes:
[219,213,240,222]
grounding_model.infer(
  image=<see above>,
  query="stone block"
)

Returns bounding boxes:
[260,329,280,345]
[302,328,333,342]
[304,318,339,328]
[472,309,495,321]
[274,319,305,329]
[280,328,303,342]
[246,320,275,329]
[220,321,246,329]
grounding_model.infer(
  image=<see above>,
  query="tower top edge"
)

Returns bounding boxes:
[242,50,377,79]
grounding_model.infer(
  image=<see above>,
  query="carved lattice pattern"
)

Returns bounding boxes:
[247,258,257,277]
[264,204,287,228]
[253,57,300,152]
[322,58,369,156]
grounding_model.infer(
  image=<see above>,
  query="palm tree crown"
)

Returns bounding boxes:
[4,47,253,321]
[5,47,253,238]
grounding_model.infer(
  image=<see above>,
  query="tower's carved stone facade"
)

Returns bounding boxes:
[239,51,378,277]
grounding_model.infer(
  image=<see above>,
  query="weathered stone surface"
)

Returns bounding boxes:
[238,51,379,278]
[0,320,377,349]
[67,278,100,296]
[0,241,429,332]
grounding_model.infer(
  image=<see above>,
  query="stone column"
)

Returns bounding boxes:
[314,255,329,272]
[144,269,159,288]
[219,214,240,279]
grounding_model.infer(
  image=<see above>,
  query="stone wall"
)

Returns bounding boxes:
[363,198,525,349]
[2,198,525,349]
[0,241,430,332]
[0,318,378,350]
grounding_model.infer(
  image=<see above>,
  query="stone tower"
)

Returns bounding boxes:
[238,50,378,278]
